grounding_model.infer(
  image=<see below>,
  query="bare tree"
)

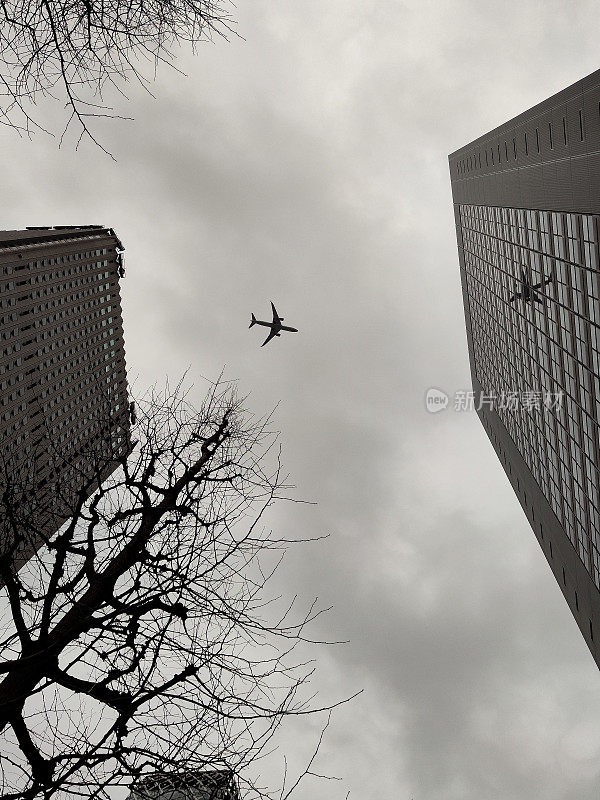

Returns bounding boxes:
[0,0,235,152]
[0,378,347,799]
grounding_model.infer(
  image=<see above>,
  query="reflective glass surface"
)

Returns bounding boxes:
[461,204,600,587]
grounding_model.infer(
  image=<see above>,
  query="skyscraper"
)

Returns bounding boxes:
[129,769,241,800]
[449,69,600,669]
[0,226,129,567]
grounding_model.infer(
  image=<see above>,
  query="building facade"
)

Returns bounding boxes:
[449,69,600,669]
[0,226,129,566]
[129,769,241,800]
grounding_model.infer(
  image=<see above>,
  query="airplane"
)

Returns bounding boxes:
[249,301,298,347]
[509,268,553,304]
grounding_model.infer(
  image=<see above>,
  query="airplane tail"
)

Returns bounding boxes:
[249,313,257,328]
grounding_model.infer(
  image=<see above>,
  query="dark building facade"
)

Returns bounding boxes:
[0,226,129,565]
[449,69,600,669]
[129,769,241,800]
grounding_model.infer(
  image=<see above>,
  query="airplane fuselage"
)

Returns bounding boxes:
[252,319,298,333]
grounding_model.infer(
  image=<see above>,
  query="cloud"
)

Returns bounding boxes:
[3,0,600,798]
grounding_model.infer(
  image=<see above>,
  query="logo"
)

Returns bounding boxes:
[425,388,449,413]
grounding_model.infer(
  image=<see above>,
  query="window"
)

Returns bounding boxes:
[549,122,553,149]
[536,128,540,152]
[579,109,584,141]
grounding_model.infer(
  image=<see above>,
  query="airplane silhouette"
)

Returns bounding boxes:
[249,302,298,347]
[509,268,553,304]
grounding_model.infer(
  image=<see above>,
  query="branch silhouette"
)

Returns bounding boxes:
[0,0,236,152]
[0,377,354,799]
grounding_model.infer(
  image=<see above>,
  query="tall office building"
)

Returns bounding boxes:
[449,69,600,668]
[0,226,129,566]
[129,769,241,800]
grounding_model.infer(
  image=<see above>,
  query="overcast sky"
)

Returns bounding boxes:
[3,1,600,798]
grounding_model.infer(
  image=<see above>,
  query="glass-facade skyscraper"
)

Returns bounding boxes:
[449,69,600,669]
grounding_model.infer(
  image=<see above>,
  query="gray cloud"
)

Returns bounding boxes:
[3,0,600,797]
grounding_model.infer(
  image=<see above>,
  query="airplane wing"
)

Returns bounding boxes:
[271,301,282,324]
[261,327,279,347]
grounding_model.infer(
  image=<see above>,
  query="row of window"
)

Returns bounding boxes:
[1,401,27,423]
[457,103,592,175]
[40,338,117,384]
[470,266,600,527]
[0,269,113,310]
[42,366,119,416]
[23,282,111,302]
[36,313,114,352]
[484,410,600,603]
[462,203,600,586]
[0,249,109,276]
[11,299,114,350]
[14,266,110,290]
[466,250,600,384]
